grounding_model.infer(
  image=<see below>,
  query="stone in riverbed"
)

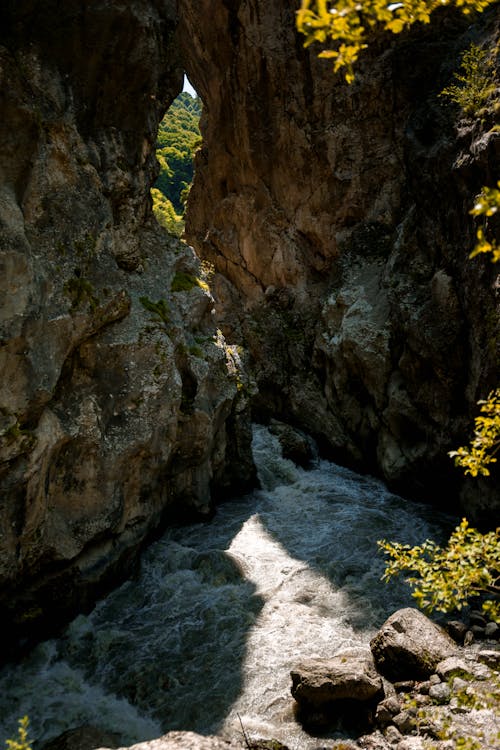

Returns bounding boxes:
[106,733,245,750]
[291,646,383,708]
[370,608,458,681]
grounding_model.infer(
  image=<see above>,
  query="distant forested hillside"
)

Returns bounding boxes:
[152,92,201,236]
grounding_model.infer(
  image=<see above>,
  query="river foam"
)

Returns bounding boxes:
[0,425,452,749]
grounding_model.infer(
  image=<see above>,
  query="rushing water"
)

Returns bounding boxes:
[0,426,452,749]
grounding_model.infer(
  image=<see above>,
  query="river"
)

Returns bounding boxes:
[0,425,452,749]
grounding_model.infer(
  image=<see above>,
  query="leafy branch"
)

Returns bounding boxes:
[378,519,500,622]
[296,1,496,83]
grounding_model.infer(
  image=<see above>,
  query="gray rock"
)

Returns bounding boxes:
[376,703,395,727]
[384,726,403,746]
[436,656,488,681]
[370,608,458,680]
[417,680,431,694]
[471,625,485,639]
[396,739,426,750]
[464,631,474,646]
[484,622,500,640]
[428,683,451,704]
[470,611,487,627]
[445,620,468,644]
[379,696,401,716]
[291,647,383,708]
[392,712,415,735]
[268,419,314,467]
[112,734,244,750]
[451,676,469,694]
[477,649,500,669]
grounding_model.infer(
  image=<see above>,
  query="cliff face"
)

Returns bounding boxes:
[1,0,498,656]
[180,0,499,519]
[0,0,254,654]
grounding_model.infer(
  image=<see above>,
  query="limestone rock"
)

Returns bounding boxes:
[428,683,451,704]
[180,0,500,521]
[104,734,244,750]
[0,0,255,657]
[370,608,458,680]
[436,655,490,681]
[291,647,383,707]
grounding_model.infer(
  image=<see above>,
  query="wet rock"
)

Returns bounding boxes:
[370,609,458,681]
[268,419,314,467]
[41,726,120,750]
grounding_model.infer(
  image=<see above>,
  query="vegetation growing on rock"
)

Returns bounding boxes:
[296,0,498,82]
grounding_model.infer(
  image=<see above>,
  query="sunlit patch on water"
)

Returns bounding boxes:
[0,426,452,749]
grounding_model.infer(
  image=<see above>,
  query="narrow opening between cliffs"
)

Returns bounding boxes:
[150,75,201,238]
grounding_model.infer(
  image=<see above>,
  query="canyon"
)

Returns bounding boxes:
[0,0,499,657]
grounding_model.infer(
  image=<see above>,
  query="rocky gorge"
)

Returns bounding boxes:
[0,0,499,747]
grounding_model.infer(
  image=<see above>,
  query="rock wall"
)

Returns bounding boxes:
[180,0,499,520]
[0,0,254,657]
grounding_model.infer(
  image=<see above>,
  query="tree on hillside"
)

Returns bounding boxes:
[155,91,202,215]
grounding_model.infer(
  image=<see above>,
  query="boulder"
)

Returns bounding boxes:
[112,734,243,750]
[268,420,314,467]
[291,647,383,708]
[370,608,458,680]
[41,727,120,750]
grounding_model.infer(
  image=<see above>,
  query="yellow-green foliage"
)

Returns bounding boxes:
[171,271,209,293]
[296,1,496,83]
[440,43,497,116]
[450,184,500,477]
[470,181,500,263]
[449,389,500,477]
[151,187,184,237]
[6,717,31,750]
[379,519,500,622]
[155,92,201,214]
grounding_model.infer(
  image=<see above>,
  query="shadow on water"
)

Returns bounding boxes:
[0,425,454,748]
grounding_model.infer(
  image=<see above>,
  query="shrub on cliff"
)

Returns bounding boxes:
[6,717,31,750]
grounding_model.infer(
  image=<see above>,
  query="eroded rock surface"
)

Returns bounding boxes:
[0,0,254,656]
[370,608,458,680]
[180,0,500,519]
[291,647,383,710]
